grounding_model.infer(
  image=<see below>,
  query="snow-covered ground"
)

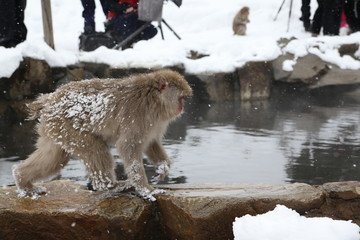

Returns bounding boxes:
[233,205,360,240]
[1,0,360,78]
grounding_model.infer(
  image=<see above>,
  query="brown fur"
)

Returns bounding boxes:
[13,70,192,199]
[233,7,250,36]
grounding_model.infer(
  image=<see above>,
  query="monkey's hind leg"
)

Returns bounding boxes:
[12,136,70,196]
[72,134,116,191]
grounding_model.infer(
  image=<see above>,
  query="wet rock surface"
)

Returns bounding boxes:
[237,61,272,100]
[272,53,328,84]
[0,181,359,240]
[0,181,160,240]
[195,72,236,102]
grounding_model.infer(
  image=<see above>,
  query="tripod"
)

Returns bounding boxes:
[115,19,181,49]
[158,19,181,40]
[273,0,293,32]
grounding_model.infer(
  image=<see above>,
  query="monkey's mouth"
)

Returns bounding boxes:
[177,96,185,114]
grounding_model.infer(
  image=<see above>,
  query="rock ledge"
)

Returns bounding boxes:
[0,180,359,240]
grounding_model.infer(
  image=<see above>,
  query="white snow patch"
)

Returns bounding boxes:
[282,59,297,71]
[0,47,23,78]
[233,205,360,240]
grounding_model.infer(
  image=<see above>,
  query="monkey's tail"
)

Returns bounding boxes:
[27,94,49,120]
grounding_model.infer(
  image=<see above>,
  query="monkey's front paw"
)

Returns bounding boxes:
[133,185,167,201]
[139,188,166,202]
[134,187,155,201]
[151,163,170,184]
[152,188,166,195]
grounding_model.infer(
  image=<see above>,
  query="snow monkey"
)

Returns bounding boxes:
[232,6,250,36]
[13,70,192,200]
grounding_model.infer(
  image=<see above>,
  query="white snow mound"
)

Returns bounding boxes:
[233,205,360,240]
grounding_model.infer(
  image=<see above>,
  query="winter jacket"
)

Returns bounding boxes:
[106,0,139,20]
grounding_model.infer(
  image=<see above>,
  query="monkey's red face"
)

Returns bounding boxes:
[159,84,190,119]
[156,72,192,119]
[177,96,185,115]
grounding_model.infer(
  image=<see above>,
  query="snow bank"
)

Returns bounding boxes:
[233,205,360,240]
[0,0,360,78]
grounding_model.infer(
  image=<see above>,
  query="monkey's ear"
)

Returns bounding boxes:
[158,82,168,93]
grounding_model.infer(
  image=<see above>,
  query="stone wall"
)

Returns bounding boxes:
[0,181,359,240]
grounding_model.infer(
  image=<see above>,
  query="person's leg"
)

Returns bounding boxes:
[121,13,158,42]
[81,0,96,33]
[108,13,157,48]
[13,0,27,45]
[109,13,138,39]
[99,0,108,16]
[136,19,158,40]
[355,0,360,32]
[0,0,17,47]
[301,0,311,31]
[312,0,324,34]
[344,0,360,32]
[323,0,343,35]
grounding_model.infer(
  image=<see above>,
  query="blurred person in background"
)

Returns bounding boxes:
[105,0,157,45]
[81,0,108,34]
[343,0,360,33]
[311,0,343,36]
[300,0,312,32]
[0,0,27,48]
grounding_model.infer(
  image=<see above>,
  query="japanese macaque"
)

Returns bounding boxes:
[233,7,250,36]
[12,70,192,200]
